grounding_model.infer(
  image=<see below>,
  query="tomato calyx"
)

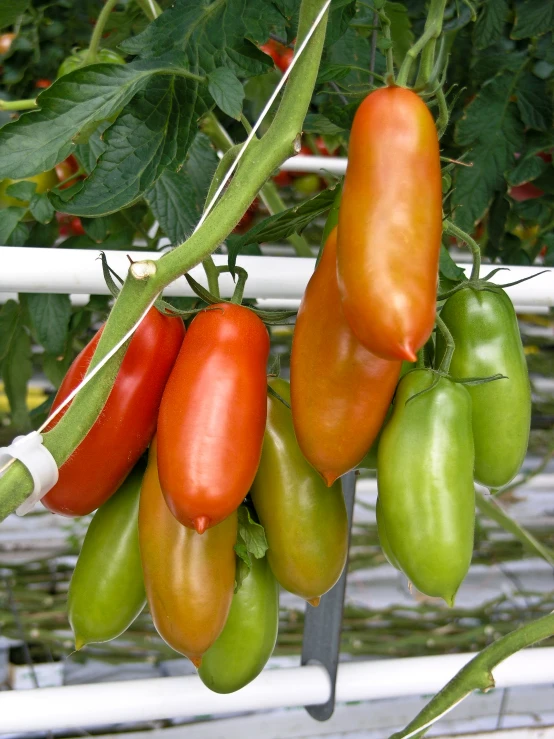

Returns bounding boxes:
[401,366,507,406]
[437,268,550,303]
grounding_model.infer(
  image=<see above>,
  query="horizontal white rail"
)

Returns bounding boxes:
[1,648,554,733]
[0,248,552,308]
[280,154,347,174]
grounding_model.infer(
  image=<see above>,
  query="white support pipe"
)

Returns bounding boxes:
[0,248,552,308]
[280,154,347,175]
[1,649,554,733]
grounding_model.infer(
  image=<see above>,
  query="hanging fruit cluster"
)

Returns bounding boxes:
[56,81,532,692]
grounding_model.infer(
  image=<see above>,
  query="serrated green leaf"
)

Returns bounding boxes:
[0,207,27,244]
[237,505,268,560]
[386,2,414,66]
[6,181,37,201]
[0,0,29,30]
[453,73,524,231]
[0,55,201,181]
[1,320,32,431]
[303,112,345,135]
[29,193,55,224]
[208,67,244,119]
[75,122,110,174]
[316,63,351,84]
[146,170,199,245]
[42,352,74,389]
[121,0,274,79]
[227,186,338,271]
[488,193,510,251]
[50,74,203,217]
[507,154,547,186]
[25,294,72,356]
[512,0,554,39]
[474,0,509,50]
[515,73,553,131]
[325,0,356,48]
[0,301,20,364]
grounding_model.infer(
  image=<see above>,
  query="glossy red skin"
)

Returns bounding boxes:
[35,79,52,89]
[42,309,185,516]
[291,227,402,485]
[337,87,442,362]
[55,155,82,190]
[276,48,294,72]
[157,303,269,532]
[509,182,544,202]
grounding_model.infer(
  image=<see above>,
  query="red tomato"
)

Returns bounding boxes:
[276,47,294,73]
[42,309,185,516]
[315,137,338,156]
[260,39,282,66]
[70,217,85,236]
[291,227,402,485]
[509,181,545,202]
[337,87,442,362]
[55,155,82,189]
[157,303,269,533]
[0,33,16,56]
[35,79,52,89]
[272,170,292,187]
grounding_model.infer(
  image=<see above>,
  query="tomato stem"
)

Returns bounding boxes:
[443,219,481,281]
[435,314,454,373]
[391,611,554,739]
[84,0,120,65]
[396,0,447,88]
[0,98,37,111]
[134,0,162,21]
[435,87,449,138]
[202,257,220,299]
[231,268,248,304]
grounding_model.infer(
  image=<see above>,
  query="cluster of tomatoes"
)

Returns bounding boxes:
[39,84,531,693]
[292,86,531,608]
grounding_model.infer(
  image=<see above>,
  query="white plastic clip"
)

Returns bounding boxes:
[0,432,59,516]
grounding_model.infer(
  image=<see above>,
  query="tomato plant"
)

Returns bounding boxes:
[0,0,552,730]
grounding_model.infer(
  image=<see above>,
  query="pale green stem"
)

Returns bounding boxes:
[0,99,37,111]
[396,0,447,88]
[85,0,120,64]
[134,0,162,21]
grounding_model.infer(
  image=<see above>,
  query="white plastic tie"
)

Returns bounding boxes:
[0,433,59,516]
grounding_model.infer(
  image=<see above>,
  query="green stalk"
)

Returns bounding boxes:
[201,112,313,257]
[202,257,220,299]
[396,0,447,88]
[435,314,454,373]
[435,87,449,138]
[443,219,481,281]
[0,0,331,521]
[84,0,120,64]
[476,491,554,567]
[0,99,37,111]
[391,612,554,739]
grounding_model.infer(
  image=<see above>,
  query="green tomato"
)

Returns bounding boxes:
[0,170,58,208]
[250,378,348,604]
[377,370,475,606]
[57,48,125,78]
[292,173,321,195]
[436,287,531,488]
[68,465,146,649]
[198,555,279,693]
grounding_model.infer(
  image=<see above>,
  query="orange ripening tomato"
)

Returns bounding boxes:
[0,33,16,56]
[291,227,402,485]
[337,87,442,362]
[140,440,237,667]
[157,303,269,533]
[42,309,185,516]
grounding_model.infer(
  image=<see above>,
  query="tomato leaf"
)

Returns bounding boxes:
[29,193,55,224]
[120,0,276,78]
[226,185,338,272]
[23,293,72,356]
[303,112,345,135]
[511,0,554,40]
[439,245,467,285]
[0,304,32,431]
[145,133,218,244]
[208,67,244,119]
[234,504,268,592]
[0,55,201,181]
[515,73,553,132]
[0,0,29,30]
[507,154,547,187]
[0,207,28,245]
[474,0,509,50]
[5,181,36,201]
[386,2,414,66]
[452,72,525,232]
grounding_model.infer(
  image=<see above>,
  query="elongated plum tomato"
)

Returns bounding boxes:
[198,554,279,693]
[157,303,269,533]
[337,87,442,362]
[290,227,401,484]
[377,371,475,605]
[436,287,531,488]
[140,440,237,667]
[250,378,348,603]
[68,464,146,649]
[42,309,185,516]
